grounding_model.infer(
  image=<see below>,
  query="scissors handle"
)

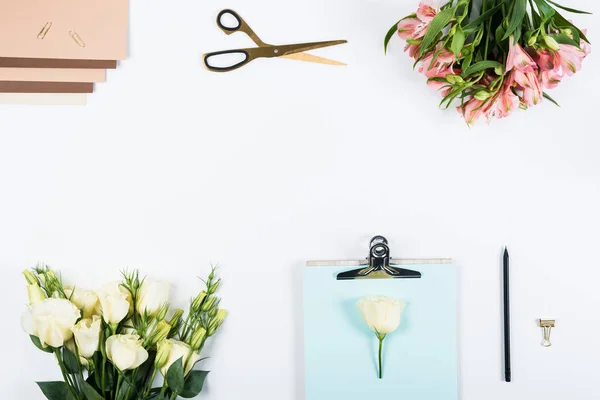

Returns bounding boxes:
[216,9,268,47]
[203,49,253,73]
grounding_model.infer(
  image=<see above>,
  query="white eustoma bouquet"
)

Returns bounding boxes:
[21,266,227,400]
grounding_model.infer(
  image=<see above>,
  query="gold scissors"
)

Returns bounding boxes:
[203,9,347,72]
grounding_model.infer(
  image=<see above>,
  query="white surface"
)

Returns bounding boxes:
[0,0,599,399]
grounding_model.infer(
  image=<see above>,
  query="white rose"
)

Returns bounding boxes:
[72,315,102,358]
[96,282,131,325]
[137,279,170,316]
[106,334,149,371]
[159,339,201,377]
[357,296,406,337]
[65,286,99,319]
[21,298,81,348]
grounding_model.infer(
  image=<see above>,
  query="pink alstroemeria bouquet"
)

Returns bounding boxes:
[385,0,592,124]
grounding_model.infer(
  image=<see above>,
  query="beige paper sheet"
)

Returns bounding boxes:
[0,93,87,105]
[0,0,128,60]
[0,68,105,82]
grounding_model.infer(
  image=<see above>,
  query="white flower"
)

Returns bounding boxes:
[106,334,149,371]
[357,296,406,379]
[72,315,102,358]
[357,296,406,337]
[21,298,81,348]
[65,286,99,319]
[159,339,201,377]
[96,282,131,325]
[137,279,170,316]
[26,284,47,304]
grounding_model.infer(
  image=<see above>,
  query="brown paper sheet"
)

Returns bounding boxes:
[0,58,117,69]
[0,81,93,93]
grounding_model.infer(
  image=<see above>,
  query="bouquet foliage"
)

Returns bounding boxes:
[21,266,227,400]
[385,0,592,124]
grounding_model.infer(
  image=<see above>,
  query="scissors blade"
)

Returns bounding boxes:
[277,40,347,57]
[280,53,346,66]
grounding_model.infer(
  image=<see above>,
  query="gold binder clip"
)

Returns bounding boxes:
[539,319,555,347]
[69,30,86,47]
[37,22,52,39]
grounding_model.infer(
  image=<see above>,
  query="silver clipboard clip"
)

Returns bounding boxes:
[305,235,452,280]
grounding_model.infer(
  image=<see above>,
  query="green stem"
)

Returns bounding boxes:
[125,368,139,400]
[115,373,123,399]
[169,393,178,400]
[143,368,158,397]
[55,349,78,400]
[378,337,384,379]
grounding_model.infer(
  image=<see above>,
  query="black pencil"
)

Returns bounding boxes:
[503,247,511,382]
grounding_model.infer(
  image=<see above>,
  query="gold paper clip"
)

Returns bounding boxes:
[539,319,555,347]
[37,22,52,39]
[69,30,86,47]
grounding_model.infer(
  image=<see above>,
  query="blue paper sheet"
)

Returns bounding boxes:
[304,264,457,400]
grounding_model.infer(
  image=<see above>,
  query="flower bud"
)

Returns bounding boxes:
[155,303,169,322]
[208,279,221,295]
[148,321,171,346]
[561,28,572,37]
[527,35,538,46]
[209,307,218,318]
[207,309,228,336]
[169,309,184,328]
[543,35,560,51]
[23,270,39,285]
[190,327,206,351]
[155,339,172,369]
[200,296,217,312]
[191,291,207,311]
[474,91,492,100]
[445,74,457,84]
[27,284,47,304]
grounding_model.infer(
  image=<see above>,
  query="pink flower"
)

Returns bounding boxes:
[397,0,440,57]
[534,49,563,89]
[556,44,585,76]
[580,29,591,56]
[496,85,520,119]
[417,0,439,22]
[404,43,422,59]
[458,97,487,125]
[418,44,458,93]
[397,18,424,40]
[512,70,543,107]
[506,37,537,73]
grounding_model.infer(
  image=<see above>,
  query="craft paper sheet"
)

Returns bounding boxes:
[0,93,86,105]
[304,264,457,400]
[0,0,128,60]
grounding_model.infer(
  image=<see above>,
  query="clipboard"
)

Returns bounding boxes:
[304,236,458,400]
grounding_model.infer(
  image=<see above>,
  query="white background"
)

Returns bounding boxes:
[1,0,599,399]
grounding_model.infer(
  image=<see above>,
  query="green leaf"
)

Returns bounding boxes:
[420,7,456,55]
[546,0,591,14]
[36,381,74,400]
[30,335,54,353]
[166,357,185,394]
[543,92,560,107]
[180,370,210,398]
[549,33,578,46]
[62,346,80,374]
[463,0,506,31]
[81,381,106,400]
[533,0,556,20]
[552,11,590,43]
[462,60,504,77]
[451,28,465,57]
[503,0,527,41]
